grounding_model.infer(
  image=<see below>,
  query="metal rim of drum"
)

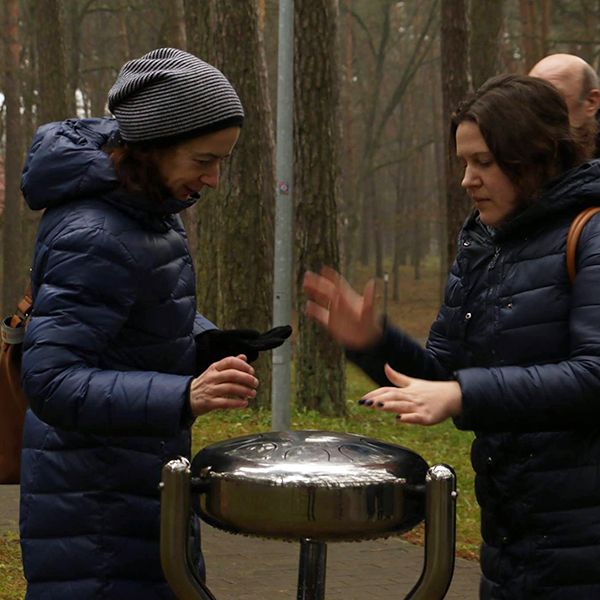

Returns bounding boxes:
[191,430,429,542]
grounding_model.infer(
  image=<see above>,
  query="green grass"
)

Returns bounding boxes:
[0,533,24,599]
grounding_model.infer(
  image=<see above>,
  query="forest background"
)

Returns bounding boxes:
[0,0,599,596]
[1,0,599,415]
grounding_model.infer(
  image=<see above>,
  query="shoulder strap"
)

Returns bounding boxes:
[8,284,33,329]
[566,207,600,284]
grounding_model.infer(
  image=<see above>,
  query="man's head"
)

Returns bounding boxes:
[529,53,600,128]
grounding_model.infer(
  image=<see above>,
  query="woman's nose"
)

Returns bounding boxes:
[200,164,220,189]
[461,164,479,189]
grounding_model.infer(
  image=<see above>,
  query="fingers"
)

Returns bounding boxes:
[199,397,250,412]
[303,270,336,307]
[305,299,329,328]
[362,279,376,317]
[191,354,260,416]
[320,265,342,284]
[384,363,412,387]
[321,266,363,309]
[197,365,259,400]
[358,395,431,426]
[211,382,257,399]
[357,375,461,426]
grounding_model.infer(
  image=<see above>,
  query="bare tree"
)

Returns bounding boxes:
[2,0,24,315]
[210,0,276,409]
[34,0,70,123]
[184,0,218,322]
[295,0,345,415]
[470,0,505,88]
[158,0,186,48]
[441,0,470,271]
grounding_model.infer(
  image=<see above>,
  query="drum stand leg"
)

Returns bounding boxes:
[405,464,457,600]
[160,458,217,600]
[297,539,327,600]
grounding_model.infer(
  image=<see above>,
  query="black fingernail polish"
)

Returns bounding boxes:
[357,399,366,405]
[376,402,384,408]
[396,414,402,420]
[365,400,374,406]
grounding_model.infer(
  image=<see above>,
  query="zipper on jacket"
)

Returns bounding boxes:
[488,246,501,270]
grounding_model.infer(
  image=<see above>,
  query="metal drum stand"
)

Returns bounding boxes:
[160,430,457,600]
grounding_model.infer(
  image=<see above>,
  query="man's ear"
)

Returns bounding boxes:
[584,88,600,117]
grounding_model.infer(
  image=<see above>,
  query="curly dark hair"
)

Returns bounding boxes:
[450,74,589,202]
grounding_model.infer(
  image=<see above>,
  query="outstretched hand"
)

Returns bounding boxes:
[189,355,258,417]
[359,364,462,425]
[302,266,383,350]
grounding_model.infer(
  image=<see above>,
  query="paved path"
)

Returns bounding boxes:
[1,485,480,599]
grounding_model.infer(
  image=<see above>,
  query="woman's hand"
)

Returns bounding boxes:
[302,266,383,350]
[189,355,258,416]
[359,364,462,425]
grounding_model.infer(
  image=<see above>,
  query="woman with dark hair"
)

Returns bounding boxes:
[19,48,289,600]
[303,74,600,599]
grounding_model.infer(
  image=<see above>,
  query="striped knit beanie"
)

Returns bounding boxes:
[107,48,244,144]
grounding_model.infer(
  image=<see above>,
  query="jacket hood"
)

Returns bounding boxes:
[20,118,197,216]
[21,118,121,211]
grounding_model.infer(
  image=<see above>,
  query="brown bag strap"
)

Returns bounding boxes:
[8,284,33,329]
[566,207,600,284]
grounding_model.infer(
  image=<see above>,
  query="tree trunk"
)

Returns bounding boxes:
[34,0,69,124]
[61,0,81,117]
[519,0,539,71]
[184,0,218,323]
[24,0,71,279]
[441,0,470,271]
[341,0,356,276]
[469,0,505,88]
[369,173,383,278]
[392,165,408,301]
[211,0,276,409]
[159,0,186,49]
[295,0,345,416]
[2,0,24,316]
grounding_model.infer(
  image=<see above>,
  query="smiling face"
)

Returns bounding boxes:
[156,126,240,200]
[456,121,520,227]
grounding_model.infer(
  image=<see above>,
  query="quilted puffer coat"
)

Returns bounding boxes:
[349,160,600,599]
[19,118,214,600]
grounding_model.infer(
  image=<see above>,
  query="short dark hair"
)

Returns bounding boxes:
[450,74,588,201]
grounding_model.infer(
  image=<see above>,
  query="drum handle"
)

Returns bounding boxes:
[404,464,457,600]
[160,457,218,600]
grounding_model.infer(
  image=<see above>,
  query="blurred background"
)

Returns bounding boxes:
[0,0,598,415]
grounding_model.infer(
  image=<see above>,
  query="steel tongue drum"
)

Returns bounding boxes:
[160,430,457,600]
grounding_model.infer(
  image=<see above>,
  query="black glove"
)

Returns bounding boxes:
[195,325,292,374]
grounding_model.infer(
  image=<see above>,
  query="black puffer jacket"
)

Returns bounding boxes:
[350,160,600,599]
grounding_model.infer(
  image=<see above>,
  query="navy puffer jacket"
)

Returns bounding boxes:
[350,160,600,599]
[19,118,214,600]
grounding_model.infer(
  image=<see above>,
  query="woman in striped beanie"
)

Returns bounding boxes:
[18,48,288,600]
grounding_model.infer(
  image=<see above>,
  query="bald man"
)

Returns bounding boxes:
[529,53,600,157]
